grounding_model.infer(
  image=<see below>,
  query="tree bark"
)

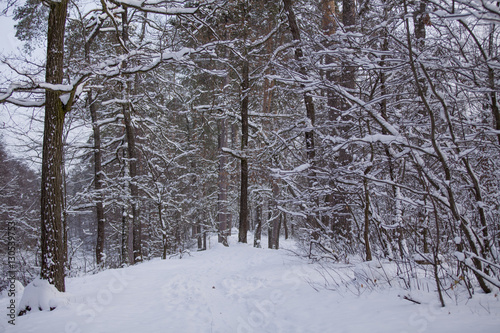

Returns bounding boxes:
[269,181,281,249]
[121,207,129,265]
[218,118,229,246]
[90,93,105,267]
[363,177,372,261]
[197,224,203,250]
[123,104,142,263]
[254,205,262,248]
[238,58,249,243]
[120,6,142,263]
[283,0,318,236]
[413,1,427,50]
[40,0,69,293]
[283,0,316,164]
[283,213,289,240]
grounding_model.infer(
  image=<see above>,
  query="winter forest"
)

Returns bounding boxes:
[1,0,500,331]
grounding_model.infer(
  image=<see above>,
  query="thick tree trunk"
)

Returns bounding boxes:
[119,6,141,264]
[268,213,281,250]
[123,105,142,263]
[322,0,355,235]
[341,0,356,91]
[283,0,319,236]
[40,0,69,293]
[321,4,336,236]
[238,59,249,243]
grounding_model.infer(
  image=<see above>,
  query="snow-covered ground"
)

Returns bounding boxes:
[2,234,500,333]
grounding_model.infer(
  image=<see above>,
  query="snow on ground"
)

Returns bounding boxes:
[2,233,500,333]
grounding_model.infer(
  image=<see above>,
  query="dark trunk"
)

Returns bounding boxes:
[197,224,203,250]
[254,205,262,248]
[283,0,316,164]
[283,213,289,240]
[90,94,105,267]
[284,0,318,236]
[40,0,69,293]
[273,215,281,250]
[238,59,249,243]
[119,6,141,264]
[123,105,142,263]
[341,0,356,90]
[268,208,273,249]
[121,207,129,265]
[269,181,281,249]
[363,178,372,261]
[323,0,355,234]
[413,1,427,50]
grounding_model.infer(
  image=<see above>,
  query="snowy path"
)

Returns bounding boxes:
[3,237,500,333]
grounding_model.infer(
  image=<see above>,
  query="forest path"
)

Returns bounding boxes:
[4,234,500,333]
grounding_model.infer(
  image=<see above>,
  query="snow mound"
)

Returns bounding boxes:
[18,278,68,314]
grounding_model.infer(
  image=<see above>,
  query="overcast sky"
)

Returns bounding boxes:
[0,11,20,54]
[0,9,85,169]
[0,11,34,161]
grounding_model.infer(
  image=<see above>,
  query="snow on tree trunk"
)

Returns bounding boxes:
[40,0,69,293]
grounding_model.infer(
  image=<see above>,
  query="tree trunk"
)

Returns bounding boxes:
[90,93,105,267]
[269,181,281,249]
[413,0,427,50]
[283,213,289,240]
[271,215,281,250]
[121,207,129,265]
[40,0,69,293]
[363,177,372,261]
[283,0,316,165]
[238,58,249,243]
[341,0,356,90]
[218,118,229,246]
[158,202,169,260]
[323,0,355,235]
[322,5,337,235]
[254,205,262,248]
[197,224,203,250]
[118,6,142,264]
[123,105,142,263]
[283,0,318,236]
